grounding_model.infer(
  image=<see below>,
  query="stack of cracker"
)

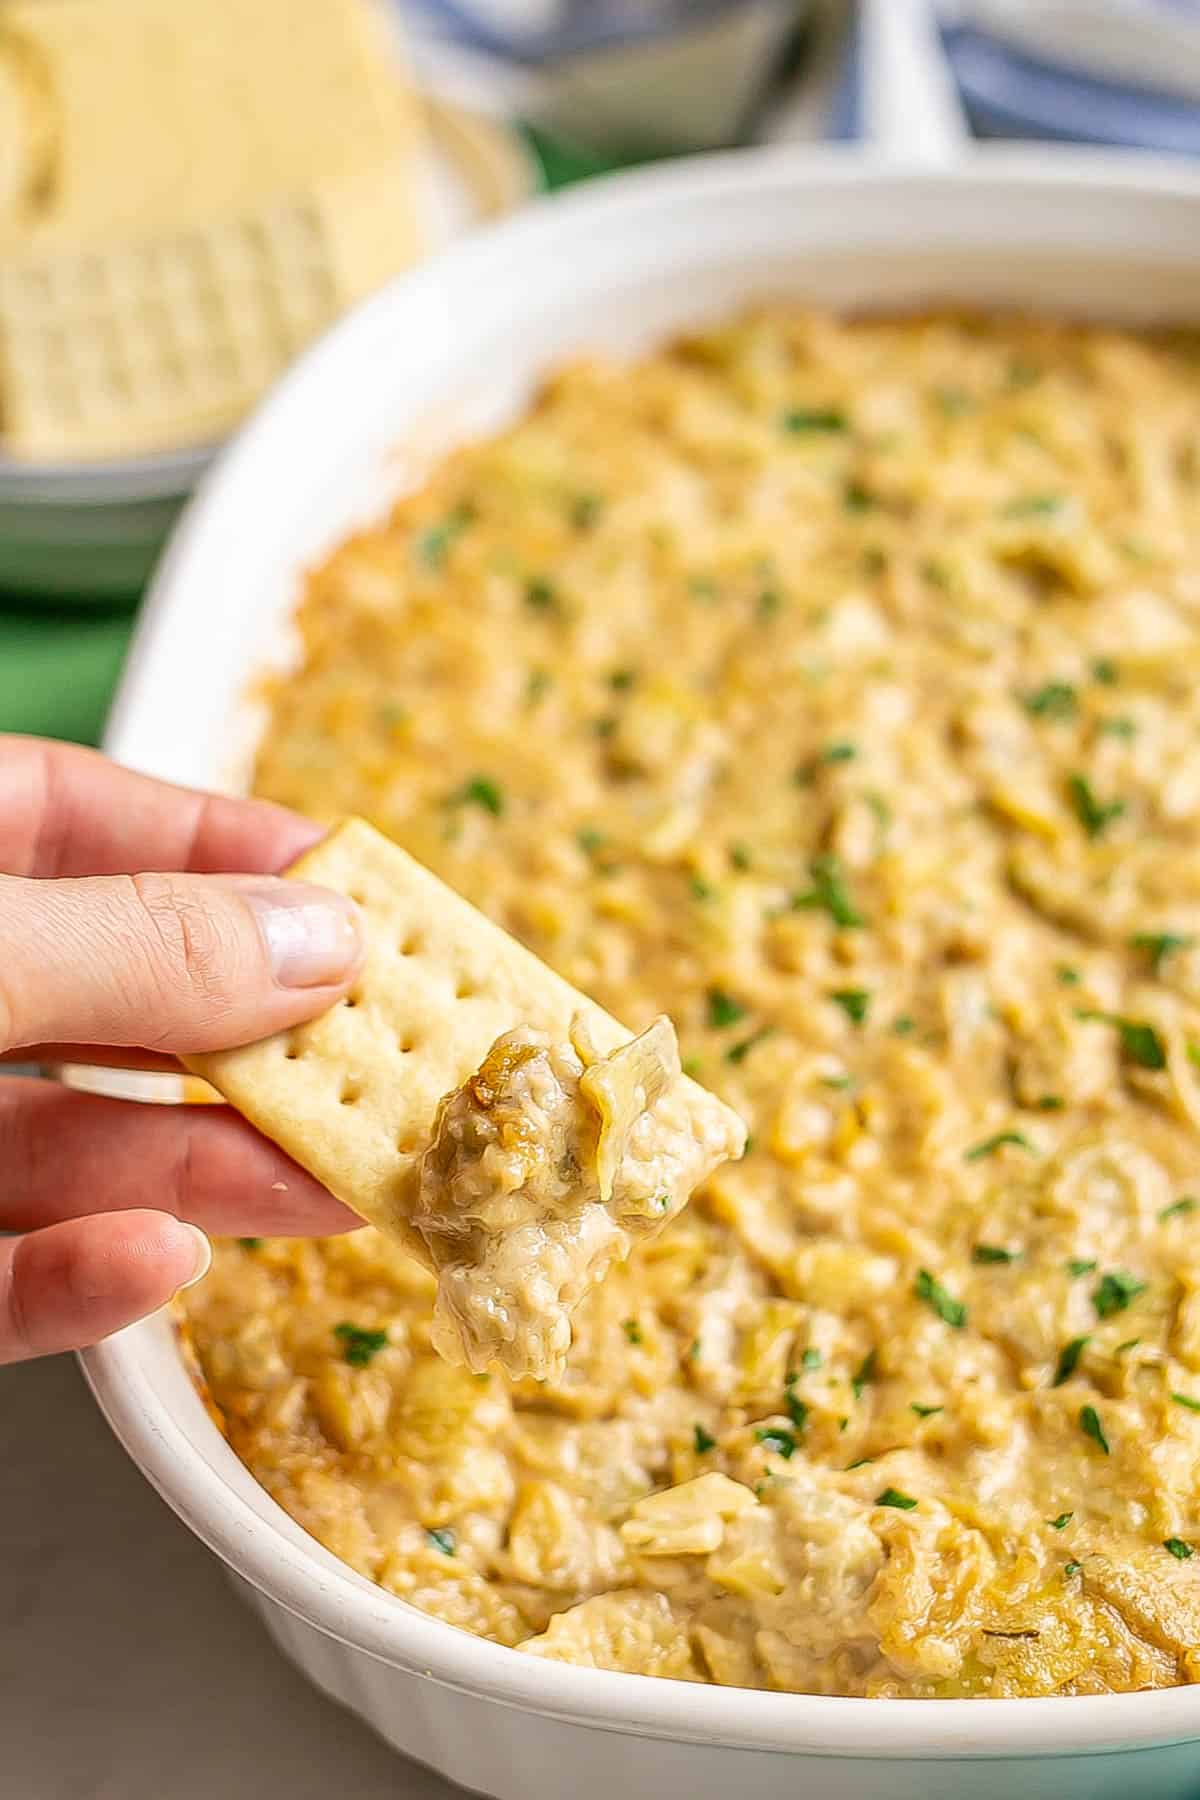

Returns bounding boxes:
[0,0,429,461]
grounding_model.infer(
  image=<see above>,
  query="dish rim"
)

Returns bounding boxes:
[86,140,1200,1759]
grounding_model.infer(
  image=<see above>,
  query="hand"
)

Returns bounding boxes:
[0,735,365,1364]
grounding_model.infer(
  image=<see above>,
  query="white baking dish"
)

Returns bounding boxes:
[85,147,1200,1797]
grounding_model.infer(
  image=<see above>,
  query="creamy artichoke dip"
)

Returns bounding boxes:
[418,1018,745,1381]
[183,310,1200,1696]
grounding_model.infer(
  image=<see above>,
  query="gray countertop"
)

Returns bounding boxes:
[1,1352,460,1800]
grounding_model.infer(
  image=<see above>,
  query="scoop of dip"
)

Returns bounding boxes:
[413,1016,746,1379]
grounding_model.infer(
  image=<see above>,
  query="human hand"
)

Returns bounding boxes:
[0,736,365,1363]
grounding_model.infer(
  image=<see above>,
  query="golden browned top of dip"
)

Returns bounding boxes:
[183,308,1200,1696]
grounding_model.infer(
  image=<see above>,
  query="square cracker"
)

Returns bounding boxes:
[0,0,427,456]
[185,819,739,1254]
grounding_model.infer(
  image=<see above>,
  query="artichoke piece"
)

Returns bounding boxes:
[576,1014,680,1205]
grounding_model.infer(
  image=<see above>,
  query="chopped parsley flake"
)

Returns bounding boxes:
[965,1131,1035,1162]
[334,1322,388,1367]
[1164,1538,1195,1560]
[426,1528,457,1556]
[916,1269,967,1328]
[784,1388,810,1433]
[729,842,753,871]
[972,1244,1021,1265]
[1067,1259,1098,1278]
[1023,681,1077,720]
[851,1348,878,1398]
[1003,493,1065,518]
[1092,658,1119,686]
[608,666,636,691]
[876,1487,918,1510]
[1056,965,1082,986]
[1079,1404,1110,1454]
[622,1319,643,1345]
[576,827,607,855]
[843,479,875,513]
[525,575,560,612]
[846,1456,874,1470]
[592,716,618,739]
[707,987,747,1029]
[571,493,604,530]
[757,587,782,619]
[911,1403,943,1418]
[791,854,866,928]
[1171,1392,1200,1414]
[1092,1270,1147,1319]
[1047,1513,1074,1531]
[237,1237,262,1250]
[448,775,504,817]
[892,1014,916,1036]
[1064,1560,1083,1577]
[782,406,848,434]
[681,1057,703,1079]
[1098,716,1137,739]
[693,1423,717,1454]
[415,503,472,568]
[830,988,871,1026]
[726,1027,773,1064]
[1161,1196,1198,1221]
[934,386,973,417]
[689,874,716,902]
[821,741,858,764]
[1131,931,1194,974]
[756,1427,797,1460]
[525,668,552,705]
[1053,1336,1090,1385]
[1036,1095,1065,1111]
[801,1348,823,1370]
[1074,1010,1166,1071]
[1067,772,1126,839]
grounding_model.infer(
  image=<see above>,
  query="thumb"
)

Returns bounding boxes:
[0,870,363,1055]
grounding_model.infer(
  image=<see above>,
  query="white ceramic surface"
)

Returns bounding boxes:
[87,148,1200,1798]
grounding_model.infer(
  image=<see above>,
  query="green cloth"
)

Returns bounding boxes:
[0,605,132,747]
[0,130,635,749]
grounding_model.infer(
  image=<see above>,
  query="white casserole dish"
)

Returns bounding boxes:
[86,147,1200,1798]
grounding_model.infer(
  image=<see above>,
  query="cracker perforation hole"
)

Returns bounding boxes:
[454,978,476,1000]
[340,1080,363,1106]
[399,933,421,956]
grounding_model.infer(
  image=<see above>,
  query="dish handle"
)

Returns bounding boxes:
[856,0,969,164]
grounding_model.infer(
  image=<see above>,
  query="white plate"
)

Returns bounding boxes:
[89,146,1200,1799]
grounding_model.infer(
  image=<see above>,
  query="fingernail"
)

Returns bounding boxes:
[177,1224,212,1290]
[244,883,364,988]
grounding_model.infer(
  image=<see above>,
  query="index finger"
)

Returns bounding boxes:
[0,735,323,879]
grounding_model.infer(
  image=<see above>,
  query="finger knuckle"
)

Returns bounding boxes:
[1,1239,35,1362]
[128,873,238,1036]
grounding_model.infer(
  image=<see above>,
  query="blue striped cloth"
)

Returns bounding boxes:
[406,0,759,62]
[944,3,1200,154]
